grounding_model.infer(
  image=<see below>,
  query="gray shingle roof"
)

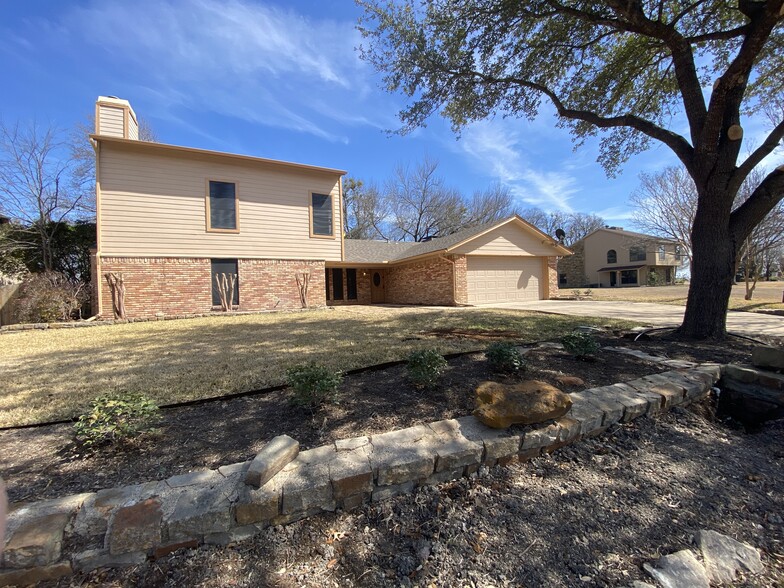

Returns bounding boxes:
[584,227,679,244]
[343,220,518,264]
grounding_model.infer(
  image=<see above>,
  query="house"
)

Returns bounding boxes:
[558,227,681,288]
[91,96,570,318]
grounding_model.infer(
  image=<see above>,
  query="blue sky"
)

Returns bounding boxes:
[1,0,778,226]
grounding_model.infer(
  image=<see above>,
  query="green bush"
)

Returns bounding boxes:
[485,341,526,373]
[74,393,160,448]
[286,363,342,407]
[561,332,600,358]
[407,348,448,389]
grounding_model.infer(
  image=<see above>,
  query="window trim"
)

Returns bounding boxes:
[205,178,240,234]
[309,191,336,239]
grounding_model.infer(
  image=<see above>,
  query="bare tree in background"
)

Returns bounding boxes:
[519,208,605,247]
[385,157,465,241]
[0,122,86,271]
[342,176,390,240]
[630,166,697,266]
[464,183,515,226]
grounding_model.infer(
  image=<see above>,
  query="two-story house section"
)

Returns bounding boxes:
[91,97,572,318]
[558,227,682,288]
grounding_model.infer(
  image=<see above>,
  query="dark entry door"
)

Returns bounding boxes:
[370,270,386,303]
[610,271,617,287]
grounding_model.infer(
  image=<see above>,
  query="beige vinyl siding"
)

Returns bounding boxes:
[127,114,139,140]
[98,143,343,261]
[451,223,557,256]
[98,105,125,138]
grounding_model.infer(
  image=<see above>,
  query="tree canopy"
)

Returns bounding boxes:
[358,0,784,338]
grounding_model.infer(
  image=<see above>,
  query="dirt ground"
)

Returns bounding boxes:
[2,336,671,502]
[43,399,784,588]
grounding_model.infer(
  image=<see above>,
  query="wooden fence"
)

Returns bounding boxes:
[0,284,21,326]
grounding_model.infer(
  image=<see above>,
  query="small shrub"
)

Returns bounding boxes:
[561,332,600,358]
[74,393,160,449]
[286,363,342,408]
[407,348,448,389]
[16,271,88,323]
[485,341,526,374]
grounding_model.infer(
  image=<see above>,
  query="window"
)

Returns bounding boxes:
[607,249,617,264]
[311,193,333,237]
[346,269,357,300]
[620,270,638,285]
[629,245,646,262]
[211,259,239,306]
[331,268,344,300]
[559,273,567,285]
[658,245,666,261]
[675,245,682,260]
[207,180,238,231]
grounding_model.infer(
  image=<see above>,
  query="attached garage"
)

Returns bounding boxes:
[466,256,543,304]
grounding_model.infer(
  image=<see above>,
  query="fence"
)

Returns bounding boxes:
[0,283,21,326]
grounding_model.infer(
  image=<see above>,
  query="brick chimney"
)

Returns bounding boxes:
[95,96,139,139]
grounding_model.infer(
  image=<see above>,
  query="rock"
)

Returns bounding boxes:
[556,375,585,387]
[107,498,163,555]
[473,381,572,429]
[3,512,70,568]
[752,345,784,371]
[697,530,764,584]
[245,434,300,488]
[643,549,710,588]
[0,562,72,585]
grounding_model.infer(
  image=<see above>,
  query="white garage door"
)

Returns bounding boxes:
[466,256,543,304]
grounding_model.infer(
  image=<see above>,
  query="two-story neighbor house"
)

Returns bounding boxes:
[91,97,571,318]
[558,227,681,288]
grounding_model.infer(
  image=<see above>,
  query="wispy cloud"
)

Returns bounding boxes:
[455,119,579,212]
[58,0,373,141]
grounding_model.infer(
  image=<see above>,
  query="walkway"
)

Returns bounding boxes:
[482,300,784,339]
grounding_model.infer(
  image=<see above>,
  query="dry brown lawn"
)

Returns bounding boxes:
[588,281,784,311]
[0,306,635,428]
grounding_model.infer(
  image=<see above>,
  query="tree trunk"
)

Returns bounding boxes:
[679,204,736,339]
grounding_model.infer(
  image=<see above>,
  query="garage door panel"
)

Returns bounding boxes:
[467,256,542,304]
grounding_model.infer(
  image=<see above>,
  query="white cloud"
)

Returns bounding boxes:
[455,119,578,212]
[61,0,373,140]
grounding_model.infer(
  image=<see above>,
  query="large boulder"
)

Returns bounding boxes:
[752,346,784,371]
[473,380,572,429]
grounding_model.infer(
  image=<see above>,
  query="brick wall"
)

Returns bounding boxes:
[558,242,587,288]
[387,255,456,305]
[547,257,560,299]
[98,257,326,318]
[326,268,372,306]
[452,255,468,304]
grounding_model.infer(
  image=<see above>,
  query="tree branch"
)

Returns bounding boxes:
[731,118,784,193]
[730,167,784,242]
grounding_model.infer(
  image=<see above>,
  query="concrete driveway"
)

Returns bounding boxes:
[481,300,784,339]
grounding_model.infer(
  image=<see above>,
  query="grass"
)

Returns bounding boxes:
[588,281,784,312]
[0,306,636,427]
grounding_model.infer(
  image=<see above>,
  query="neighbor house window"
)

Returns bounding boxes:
[629,245,646,262]
[607,250,617,264]
[310,193,333,237]
[207,180,238,232]
[658,245,666,261]
[346,269,357,300]
[559,273,567,285]
[211,259,239,306]
[620,270,638,285]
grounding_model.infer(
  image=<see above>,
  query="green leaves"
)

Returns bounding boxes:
[74,392,160,449]
[286,364,343,408]
[485,341,527,374]
[407,348,448,389]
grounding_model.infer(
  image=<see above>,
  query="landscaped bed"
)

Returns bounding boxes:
[0,331,756,503]
[0,306,637,428]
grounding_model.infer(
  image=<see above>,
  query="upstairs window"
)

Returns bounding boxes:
[207,180,238,232]
[658,245,666,261]
[310,192,333,237]
[629,245,646,262]
[607,249,617,264]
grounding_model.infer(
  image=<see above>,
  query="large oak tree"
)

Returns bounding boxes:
[358,0,784,339]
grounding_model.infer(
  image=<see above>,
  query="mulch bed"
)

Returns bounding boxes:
[0,333,756,503]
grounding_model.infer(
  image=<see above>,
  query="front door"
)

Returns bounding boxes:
[370,270,386,303]
[610,271,617,287]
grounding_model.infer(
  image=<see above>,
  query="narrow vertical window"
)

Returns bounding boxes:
[346,269,357,300]
[211,259,239,306]
[331,268,344,300]
[325,268,331,300]
[207,181,238,231]
[658,245,666,261]
[607,250,617,264]
[311,193,333,237]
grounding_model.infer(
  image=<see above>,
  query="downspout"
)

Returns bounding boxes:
[441,254,457,305]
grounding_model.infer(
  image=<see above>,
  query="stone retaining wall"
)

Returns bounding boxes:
[0,361,721,586]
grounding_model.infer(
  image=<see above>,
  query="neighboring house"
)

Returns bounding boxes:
[91,96,570,318]
[558,227,681,288]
